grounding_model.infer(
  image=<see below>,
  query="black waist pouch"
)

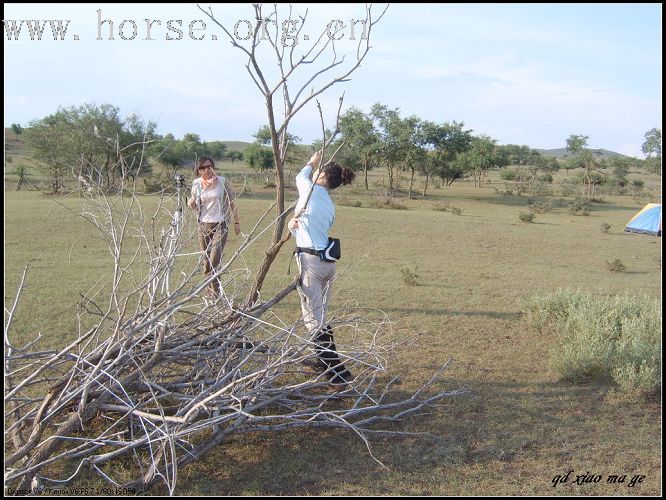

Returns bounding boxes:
[321,237,341,262]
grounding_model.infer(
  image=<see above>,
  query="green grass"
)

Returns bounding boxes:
[4,165,662,495]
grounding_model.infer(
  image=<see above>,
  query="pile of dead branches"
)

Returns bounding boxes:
[5,5,466,494]
[5,186,464,494]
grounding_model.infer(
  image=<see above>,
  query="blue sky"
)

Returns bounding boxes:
[4,3,662,157]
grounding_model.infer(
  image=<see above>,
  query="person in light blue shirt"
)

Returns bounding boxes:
[288,150,355,385]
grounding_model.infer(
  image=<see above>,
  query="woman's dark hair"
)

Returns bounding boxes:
[194,156,216,176]
[322,162,355,189]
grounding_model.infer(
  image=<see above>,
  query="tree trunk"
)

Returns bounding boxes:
[387,164,394,194]
[105,150,114,188]
[423,174,429,197]
[364,160,369,190]
[408,167,415,199]
[244,99,287,308]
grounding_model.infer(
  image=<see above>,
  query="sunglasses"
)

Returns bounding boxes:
[199,164,213,171]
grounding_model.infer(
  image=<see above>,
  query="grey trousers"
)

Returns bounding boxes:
[198,222,228,293]
[296,253,336,332]
[296,253,349,376]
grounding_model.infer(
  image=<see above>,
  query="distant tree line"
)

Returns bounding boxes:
[325,103,551,198]
[19,103,244,193]
[14,102,661,195]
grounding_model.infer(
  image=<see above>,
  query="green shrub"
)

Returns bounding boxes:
[495,186,516,196]
[606,259,626,273]
[400,267,419,286]
[600,222,611,234]
[631,179,644,191]
[568,196,591,216]
[433,202,463,214]
[337,196,362,208]
[526,289,661,397]
[560,183,580,197]
[519,211,535,223]
[530,181,553,197]
[369,194,407,210]
[500,169,518,181]
[612,304,662,397]
[371,179,386,189]
[13,164,32,191]
[527,200,553,214]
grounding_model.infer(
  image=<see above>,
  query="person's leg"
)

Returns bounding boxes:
[297,255,350,382]
[297,253,329,332]
[208,222,228,295]
[198,223,213,277]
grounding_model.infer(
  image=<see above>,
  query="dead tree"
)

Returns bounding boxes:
[198,3,388,307]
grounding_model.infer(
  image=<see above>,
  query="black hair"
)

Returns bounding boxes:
[322,162,355,189]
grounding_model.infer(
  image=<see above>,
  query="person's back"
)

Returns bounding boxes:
[294,165,335,250]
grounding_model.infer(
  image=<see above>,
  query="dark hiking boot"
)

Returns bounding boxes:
[312,325,352,385]
[329,367,353,386]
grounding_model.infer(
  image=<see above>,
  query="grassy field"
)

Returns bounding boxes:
[3,160,662,495]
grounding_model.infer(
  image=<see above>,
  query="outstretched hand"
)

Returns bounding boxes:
[308,150,322,166]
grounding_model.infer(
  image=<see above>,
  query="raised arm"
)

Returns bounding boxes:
[296,150,323,195]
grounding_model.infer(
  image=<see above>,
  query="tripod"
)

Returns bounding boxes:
[159,175,186,296]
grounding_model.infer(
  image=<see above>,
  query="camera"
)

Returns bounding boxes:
[174,174,185,188]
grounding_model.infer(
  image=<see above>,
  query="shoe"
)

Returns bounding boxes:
[329,367,353,386]
[313,358,330,374]
[313,325,342,368]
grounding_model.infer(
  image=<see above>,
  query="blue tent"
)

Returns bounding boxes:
[624,203,662,236]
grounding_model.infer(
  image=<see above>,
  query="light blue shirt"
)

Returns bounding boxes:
[293,164,335,250]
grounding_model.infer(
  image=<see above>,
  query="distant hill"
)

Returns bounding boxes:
[4,127,29,156]
[221,141,252,153]
[534,147,628,159]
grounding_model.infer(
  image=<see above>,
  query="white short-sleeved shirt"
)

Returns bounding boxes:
[292,165,334,250]
[191,176,229,223]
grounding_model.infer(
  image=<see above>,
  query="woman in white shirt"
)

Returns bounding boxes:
[188,157,241,297]
[288,150,356,385]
